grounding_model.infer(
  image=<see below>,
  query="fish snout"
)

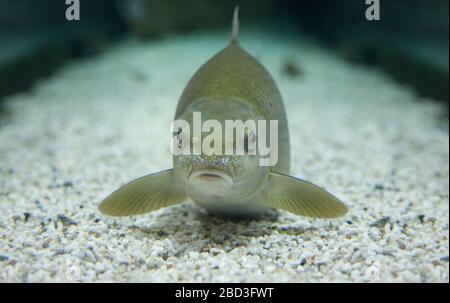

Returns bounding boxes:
[188,169,234,186]
[188,168,235,198]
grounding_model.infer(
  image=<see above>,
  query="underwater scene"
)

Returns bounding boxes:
[0,0,448,283]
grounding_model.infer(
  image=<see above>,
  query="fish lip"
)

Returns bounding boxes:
[189,169,234,185]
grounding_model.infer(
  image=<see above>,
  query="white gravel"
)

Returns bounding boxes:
[0,30,448,282]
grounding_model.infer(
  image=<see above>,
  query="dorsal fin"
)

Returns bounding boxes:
[231,6,239,44]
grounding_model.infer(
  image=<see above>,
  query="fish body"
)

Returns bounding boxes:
[172,36,290,216]
[99,8,348,219]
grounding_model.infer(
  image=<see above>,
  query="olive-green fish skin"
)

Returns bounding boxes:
[175,43,291,175]
[172,41,290,215]
[98,7,348,219]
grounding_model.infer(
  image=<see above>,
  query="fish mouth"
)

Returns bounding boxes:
[189,169,234,186]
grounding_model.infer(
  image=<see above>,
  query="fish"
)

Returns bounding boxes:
[99,7,348,218]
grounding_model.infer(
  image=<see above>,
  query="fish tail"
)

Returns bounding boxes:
[231,5,239,44]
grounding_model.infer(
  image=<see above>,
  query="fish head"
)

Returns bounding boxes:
[172,98,271,200]
[175,153,269,201]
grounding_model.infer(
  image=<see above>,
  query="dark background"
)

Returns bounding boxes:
[0,0,448,104]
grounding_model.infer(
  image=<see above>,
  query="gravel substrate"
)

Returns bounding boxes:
[0,30,448,282]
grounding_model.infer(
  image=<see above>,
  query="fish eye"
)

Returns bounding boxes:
[244,131,257,154]
[175,127,183,148]
[250,132,257,143]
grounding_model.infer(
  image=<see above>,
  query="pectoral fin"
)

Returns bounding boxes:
[99,169,186,217]
[264,172,348,218]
